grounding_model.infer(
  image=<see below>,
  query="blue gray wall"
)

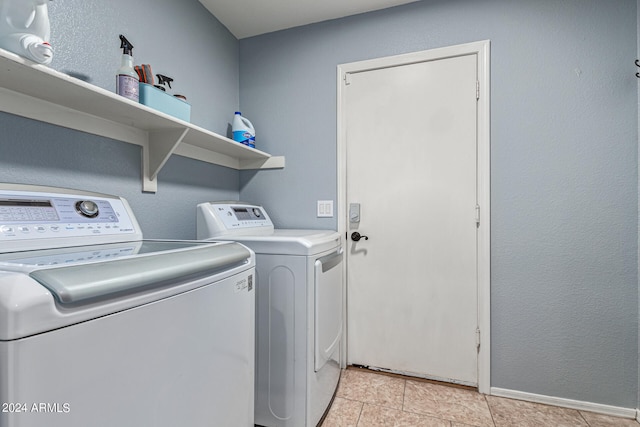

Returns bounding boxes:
[239,0,639,408]
[0,0,241,238]
[1,0,638,411]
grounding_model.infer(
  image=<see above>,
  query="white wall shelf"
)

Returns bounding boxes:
[0,48,284,192]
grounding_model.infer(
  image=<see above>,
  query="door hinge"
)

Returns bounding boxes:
[476,327,481,350]
[474,204,480,226]
[344,73,352,86]
[476,81,480,100]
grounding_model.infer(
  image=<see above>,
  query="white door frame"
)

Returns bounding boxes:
[336,40,491,394]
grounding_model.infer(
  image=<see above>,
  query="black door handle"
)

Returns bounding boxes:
[351,232,369,242]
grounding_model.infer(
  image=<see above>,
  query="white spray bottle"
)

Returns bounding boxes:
[0,0,53,64]
[116,34,139,102]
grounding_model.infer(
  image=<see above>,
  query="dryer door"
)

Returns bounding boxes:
[314,248,343,372]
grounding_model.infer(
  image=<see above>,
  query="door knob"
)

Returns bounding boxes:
[351,232,369,242]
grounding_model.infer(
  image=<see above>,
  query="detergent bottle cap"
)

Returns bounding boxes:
[119,34,134,56]
[235,111,241,115]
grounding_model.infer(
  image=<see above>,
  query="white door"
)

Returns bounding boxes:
[341,50,482,386]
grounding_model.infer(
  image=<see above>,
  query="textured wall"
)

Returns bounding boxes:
[239,0,639,408]
[1,0,638,410]
[48,0,239,134]
[0,0,241,239]
[0,112,239,238]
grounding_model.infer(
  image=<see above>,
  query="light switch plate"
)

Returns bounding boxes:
[317,200,334,217]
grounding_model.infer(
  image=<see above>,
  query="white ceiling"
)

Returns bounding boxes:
[198,0,420,39]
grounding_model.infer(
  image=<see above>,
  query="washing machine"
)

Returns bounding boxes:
[197,202,343,427]
[0,184,256,427]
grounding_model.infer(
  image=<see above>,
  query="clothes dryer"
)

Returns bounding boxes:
[197,202,343,427]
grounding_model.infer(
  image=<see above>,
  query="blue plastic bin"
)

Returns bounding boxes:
[139,83,191,122]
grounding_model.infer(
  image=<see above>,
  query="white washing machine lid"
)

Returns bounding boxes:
[0,240,254,340]
[211,229,342,256]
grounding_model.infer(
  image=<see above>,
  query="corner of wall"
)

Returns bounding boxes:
[637,0,640,413]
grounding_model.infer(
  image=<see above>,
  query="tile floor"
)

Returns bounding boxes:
[321,368,640,427]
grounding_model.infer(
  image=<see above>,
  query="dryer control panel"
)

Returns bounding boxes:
[197,202,274,238]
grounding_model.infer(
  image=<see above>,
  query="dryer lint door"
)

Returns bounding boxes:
[314,248,343,371]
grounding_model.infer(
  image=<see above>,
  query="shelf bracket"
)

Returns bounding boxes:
[142,128,190,192]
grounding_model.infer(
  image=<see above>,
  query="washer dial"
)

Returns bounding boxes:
[75,200,99,218]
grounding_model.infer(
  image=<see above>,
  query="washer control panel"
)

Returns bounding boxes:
[0,185,140,248]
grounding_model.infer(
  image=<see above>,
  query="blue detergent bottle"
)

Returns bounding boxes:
[232,112,255,148]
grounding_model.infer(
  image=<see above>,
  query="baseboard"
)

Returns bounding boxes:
[490,387,637,419]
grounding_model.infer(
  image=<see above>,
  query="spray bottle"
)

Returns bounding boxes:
[116,35,139,102]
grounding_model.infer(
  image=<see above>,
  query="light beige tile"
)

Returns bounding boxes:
[451,423,488,427]
[336,369,405,410]
[358,403,451,427]
[579,411,640,427]
[322,397,363,427]
[403,381,494,427]
[486,395,588,427]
